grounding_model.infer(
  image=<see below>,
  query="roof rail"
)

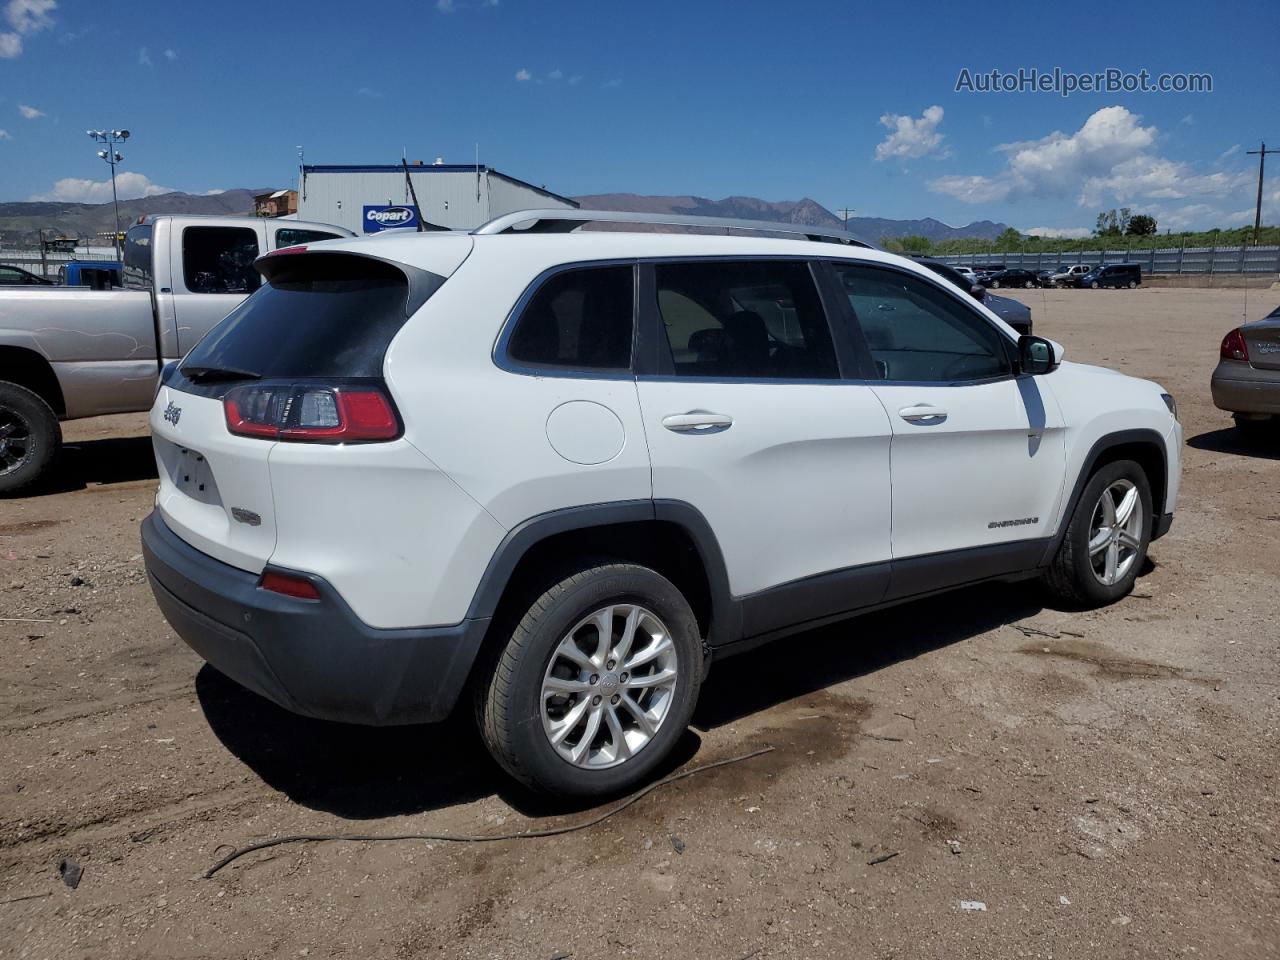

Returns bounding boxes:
[471,208,875,248]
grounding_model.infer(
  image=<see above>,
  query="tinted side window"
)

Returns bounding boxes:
[833,264,1012,383]
[122,224,153,291]
[654,260,838,379]
[275,228,342,248]
[508,265,634,371]
[182,226,260,294]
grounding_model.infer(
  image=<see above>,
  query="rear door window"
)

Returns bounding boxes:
[182,226,261,294]
[654,260,839,379]
[122,224,153,291]
[181,253,435,380]
[275,227,343,248]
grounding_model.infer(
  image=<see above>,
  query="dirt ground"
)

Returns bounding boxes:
[2,286,1278,960]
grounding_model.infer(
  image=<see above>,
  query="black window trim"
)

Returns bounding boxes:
[493,258,641,381]
[827,258,1024,388]
[635,255,855,385]
[179,223,262,296]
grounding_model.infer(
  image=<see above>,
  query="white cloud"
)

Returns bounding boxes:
[875,105,946,161]
[436,0,455,10]
[1024,226,1092,239]
[481,0,499,6]
[928,105,1249,216]
[137,46,151,66]
[18,103,43,118]
[30,171,177,203]
[7,0,55,32]
[548,68,563,81]
[568,74,582,85]
[1180,114,1194,125]
[514,67,530,82]
[601,78,621,89]
[203,189,225,196]
[1217,144,1241,162]
[1,0,55,57]
[163,47,176,61]
[0,128,11,140]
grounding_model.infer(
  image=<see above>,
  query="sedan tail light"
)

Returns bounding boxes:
[1220,328,1250,362]
[224,383,400,442]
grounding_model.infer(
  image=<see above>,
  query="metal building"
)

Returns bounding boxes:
[296,162,578,234]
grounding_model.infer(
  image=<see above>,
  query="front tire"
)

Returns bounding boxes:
[1043,460,1152,608]
[1024,280,1033,288]
[478,563,703,797]
[1128,280,1137,289]
[1090,281,1100,289]
[990,280,1001,289]
[0,381,61,497]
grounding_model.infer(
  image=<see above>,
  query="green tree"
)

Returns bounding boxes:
[994,227,1024,250]
[1126,214,1158,236]
[882,234,933,254]
[1095,209,1121,236]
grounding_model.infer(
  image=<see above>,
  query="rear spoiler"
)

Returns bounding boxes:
[254,248,445,318]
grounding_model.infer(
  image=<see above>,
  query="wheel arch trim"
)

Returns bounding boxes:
[463,499,740,645]
[1042,427,1169,565]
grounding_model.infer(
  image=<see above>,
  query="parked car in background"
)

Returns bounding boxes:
[142,208,1180,798]
[1077,263,1142,289]
[955,266,978,283]
[984,268,1040,289]
[0,214,352,494]
[57,260,123,289]
[0,264,54,286]
[1211,304,1280,435]
[913,257,1031,334]
[1047,264,1091,287]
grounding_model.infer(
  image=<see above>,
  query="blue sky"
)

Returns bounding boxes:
[2,0,1277,234]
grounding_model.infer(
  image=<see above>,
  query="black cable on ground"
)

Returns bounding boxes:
[204,746,775,878]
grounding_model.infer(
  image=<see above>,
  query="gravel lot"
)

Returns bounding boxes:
[2,286,1278,959]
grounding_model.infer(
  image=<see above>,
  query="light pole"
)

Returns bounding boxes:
[87,129,130,258]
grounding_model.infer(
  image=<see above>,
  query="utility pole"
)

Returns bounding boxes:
[1246,141,1274,245]
[837,207,856,228]
[87,129,130,259]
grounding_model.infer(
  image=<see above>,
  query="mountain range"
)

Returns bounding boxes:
[572,194,1010,243]
[0,189,267,246]
[0,188,1008,248]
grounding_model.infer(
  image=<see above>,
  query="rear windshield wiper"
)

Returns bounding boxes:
[182,365,263,384]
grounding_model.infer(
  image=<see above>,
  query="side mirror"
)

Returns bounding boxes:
[1018,334,1062,375]
[970,284,986,302]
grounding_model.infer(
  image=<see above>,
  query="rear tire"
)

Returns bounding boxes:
[1043,459,1152,608]
[1128,280,1137,289]
[0,381,61,497]
[990,280,1001,289]
[1024,280,1033,288]
[1090,281,1100,289]
[477,562,703,798]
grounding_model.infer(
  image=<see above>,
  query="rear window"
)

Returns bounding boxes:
[181,253,431,379]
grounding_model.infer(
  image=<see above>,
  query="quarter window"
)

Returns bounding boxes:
[182,226,261,295]
[507,265,634,371]
[122,224,153,291]
[832,263,1012,383]
[654,260,838,379]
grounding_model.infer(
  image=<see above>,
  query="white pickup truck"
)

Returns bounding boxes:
[0,214,353,493]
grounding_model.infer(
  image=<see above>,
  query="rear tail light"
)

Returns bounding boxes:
[259,570,322,600]
[1220,328,1249,362]
[224,383,400,442]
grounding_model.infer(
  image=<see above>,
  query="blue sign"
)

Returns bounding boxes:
[362,204,420,233]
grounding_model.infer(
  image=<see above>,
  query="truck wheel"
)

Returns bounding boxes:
[477,562,703,798]
[1043,460,1152,608]
[0,382,61,497]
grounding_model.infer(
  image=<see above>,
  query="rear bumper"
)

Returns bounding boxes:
[142,511,489,725]
[1210,364,1280,415]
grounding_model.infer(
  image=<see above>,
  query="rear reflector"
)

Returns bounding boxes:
[1220,328,1249,362]
[224,383,400,442]
[259,570,322,600]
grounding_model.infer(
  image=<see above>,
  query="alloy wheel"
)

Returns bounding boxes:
[540,604,678,769]
[1088,478,1143,586]
[0,407,32,477]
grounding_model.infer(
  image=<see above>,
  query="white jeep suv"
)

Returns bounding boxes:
[141,209,1182,797]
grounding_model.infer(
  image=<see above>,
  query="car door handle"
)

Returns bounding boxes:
[662,411,734,432]
[898,404,948,424]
